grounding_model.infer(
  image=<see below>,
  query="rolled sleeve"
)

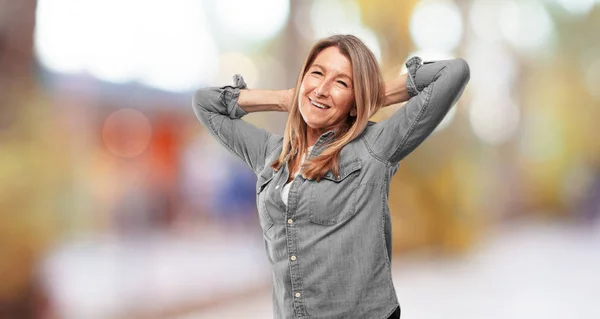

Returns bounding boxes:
[192,75,280,175]
[404,56,422,98]
[221,74,249,119]
[363,57,470,164]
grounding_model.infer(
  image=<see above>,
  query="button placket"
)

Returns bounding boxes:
[285,177,307,314]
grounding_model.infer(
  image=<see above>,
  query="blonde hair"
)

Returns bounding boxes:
[271,34,385,181]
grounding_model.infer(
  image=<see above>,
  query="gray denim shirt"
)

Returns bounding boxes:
[192,56,470,319]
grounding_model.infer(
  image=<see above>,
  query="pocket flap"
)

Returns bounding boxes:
[322,159,362,182]
[257,172,275,194]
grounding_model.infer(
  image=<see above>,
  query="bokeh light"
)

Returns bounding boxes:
[469,0,504,43]
[465,41,517,104]
[309,0,361,38]
[308,0,382,63]
[213,0,290,43]
[409,0,463,52]
[102,108,152,158]
[552,0,596,16]
[35,0,219,92]
[469,96,520,145]
[215,52,260,88]
[465,39,520,145]
[499,0,556,56]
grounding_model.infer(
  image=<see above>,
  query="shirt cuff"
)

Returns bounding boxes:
[220,74,248,119]
[404,56,422,98]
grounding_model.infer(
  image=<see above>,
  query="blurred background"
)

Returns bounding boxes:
[1,0,600,318]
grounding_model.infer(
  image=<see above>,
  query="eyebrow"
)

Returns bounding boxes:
[312,63,353,81]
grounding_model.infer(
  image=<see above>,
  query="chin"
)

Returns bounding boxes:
[299,101,321,126]
[302,116,326,130]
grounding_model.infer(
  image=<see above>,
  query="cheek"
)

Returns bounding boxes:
[298,80,312,100]
[300,77,316,93]
[333,91,355,112]
[298,84,307,97]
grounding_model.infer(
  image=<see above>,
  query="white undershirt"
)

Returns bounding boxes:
[281,146,313,206]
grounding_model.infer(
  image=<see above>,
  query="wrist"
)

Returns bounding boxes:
[277,90,287,111]
[383,73,410,106]
[279,89,294,112]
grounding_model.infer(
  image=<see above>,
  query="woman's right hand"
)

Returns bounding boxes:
[280,88,295,112]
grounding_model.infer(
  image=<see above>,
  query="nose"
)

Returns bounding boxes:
[314,78,331,98]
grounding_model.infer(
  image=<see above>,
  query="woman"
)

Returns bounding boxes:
[193,34,470,319]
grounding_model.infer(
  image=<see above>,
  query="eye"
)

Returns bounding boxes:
[337,80,348,88]
[311,71,323,76]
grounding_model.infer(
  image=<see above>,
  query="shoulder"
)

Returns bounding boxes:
[266,134,284,158]
[353,121,390,164]
[357,120,378,139]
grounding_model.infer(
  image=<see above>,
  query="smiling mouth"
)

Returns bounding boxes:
[308,97,330,110]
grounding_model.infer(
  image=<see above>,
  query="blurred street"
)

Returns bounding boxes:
[181,219,600,319]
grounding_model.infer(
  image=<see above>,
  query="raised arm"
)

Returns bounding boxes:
[192,75,287,175]
[237,86,294,113]
[383,73,411,107]
[364,56,470,164]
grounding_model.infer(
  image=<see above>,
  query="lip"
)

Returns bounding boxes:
[308,96,331,110]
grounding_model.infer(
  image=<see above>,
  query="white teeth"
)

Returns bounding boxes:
[310,99,329,109]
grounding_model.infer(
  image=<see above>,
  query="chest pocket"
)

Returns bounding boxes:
[308,159,362,226]
[256,171,275,236]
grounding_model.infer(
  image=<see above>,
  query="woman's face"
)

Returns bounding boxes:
[298,46,355,133]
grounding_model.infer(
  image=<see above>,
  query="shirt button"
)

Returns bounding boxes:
[287,219,293,224]
[295,292,301,298]
[290,255,297,261]
[275,185,280,190]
